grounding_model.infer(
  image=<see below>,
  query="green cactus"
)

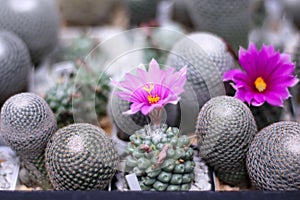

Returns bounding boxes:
[45,34,111,128]
[125,124,195,191]
[45,69,111,128]
[45,123,119,190]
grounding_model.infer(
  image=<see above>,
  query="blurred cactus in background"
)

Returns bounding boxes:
[45,34,111,128]
[186,0,251,53]
[0,0,60,66]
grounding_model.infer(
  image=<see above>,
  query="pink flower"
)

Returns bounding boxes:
[112,59,186,115]
[223,43,299,107]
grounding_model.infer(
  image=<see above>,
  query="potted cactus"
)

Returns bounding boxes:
[111,59,197,191]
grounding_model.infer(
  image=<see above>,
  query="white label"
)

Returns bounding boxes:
[125,173,141,191]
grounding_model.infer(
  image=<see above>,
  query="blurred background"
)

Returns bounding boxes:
[0,0,297,93]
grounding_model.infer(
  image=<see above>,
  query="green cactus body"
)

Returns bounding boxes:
[186,0,251,52]
[196,96,257,186]
[247,121,300,190]
[20,153,52,189]
[0,31,31,104]
[45,123,119,190]
[125,124,195,191]
[45,71,111,128]
[166,32,234,134]
[0,92,57,189]
[0,0,60,65]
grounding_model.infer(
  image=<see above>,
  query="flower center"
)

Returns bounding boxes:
[254,77,267,92]
[147,94,160,104]
[143,83,161,104]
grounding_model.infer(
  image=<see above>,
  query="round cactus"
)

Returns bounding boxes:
[185,32,235,77]
[247,121,300,190]
[45,123,119,190]
[186,0,251,52]
[125,124,195,191]
[0,92,57,188]
[0,31,31,104]
[45,72,111,128]
[0,92,57,157]
[0,0,60,65]
[166,32,233,134]
[195,96,257,186]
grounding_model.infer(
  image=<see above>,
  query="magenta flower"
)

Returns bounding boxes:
[111,59,186,115]
[223,43,298,107]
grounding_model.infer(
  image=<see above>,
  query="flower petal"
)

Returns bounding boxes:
[269,75,299,88]
[251,93,266,106]
[264,91,284,107]
[223,69,243,81]
[131,102,145,113]
[141,104,163,115]
[112,58,187,115]
[267,86,291,100]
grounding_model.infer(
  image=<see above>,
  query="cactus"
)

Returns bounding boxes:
[186,0,251,53]
[195,96,257,186]
[45,34,111,128]
[0,0,60,65]
[45,71,111,128]
[166,32,234,134]
[247,121,300,190]
[0,92,57,188]
[124,124,195,191]
[45,123,119,190]
[0,31,31,104]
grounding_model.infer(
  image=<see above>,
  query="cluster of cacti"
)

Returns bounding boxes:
[45,34,111,127]
[45,123,119,190]
[0,93,57,188]
[45,69,110,128]
[0,92,119,190]
[125,124,195,191]
[0,31,31,105]
[0,0,60,65]
[44,81,75,128]
[196,96,257,186]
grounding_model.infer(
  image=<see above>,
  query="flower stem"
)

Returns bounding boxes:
[149,108,163,129]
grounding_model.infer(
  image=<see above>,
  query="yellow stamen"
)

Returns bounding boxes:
[143,84,154,93]
[148,94,160,104]
[254,77,267,92]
